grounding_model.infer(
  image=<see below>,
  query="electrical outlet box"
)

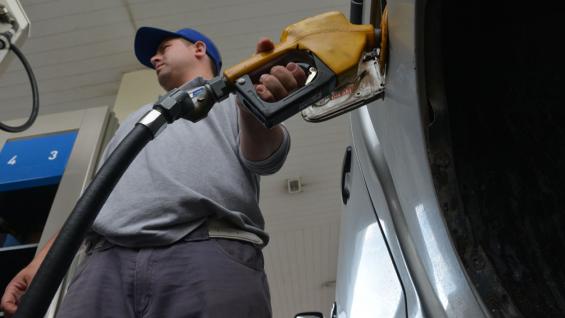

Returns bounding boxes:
[287,177,303,194]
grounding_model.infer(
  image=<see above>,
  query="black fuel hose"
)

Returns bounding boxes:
[0,42,39,133]
[13,123,155,318]
[350,0,363,24]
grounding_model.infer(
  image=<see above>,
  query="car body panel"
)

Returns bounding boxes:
[335,143,405,318]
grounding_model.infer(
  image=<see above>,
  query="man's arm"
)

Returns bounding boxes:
[238,106,285,161]
[237,38,306,161]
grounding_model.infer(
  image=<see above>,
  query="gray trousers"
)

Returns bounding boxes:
[56,224,271,318]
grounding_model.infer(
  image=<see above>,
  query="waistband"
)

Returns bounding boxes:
[85,219,264,251]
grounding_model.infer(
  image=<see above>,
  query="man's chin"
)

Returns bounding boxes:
[158,81,172,91]
[157,73,172,90]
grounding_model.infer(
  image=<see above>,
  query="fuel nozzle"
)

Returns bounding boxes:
[222,11,376,128]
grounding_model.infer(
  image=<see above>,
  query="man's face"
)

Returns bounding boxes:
[150,37,195,90]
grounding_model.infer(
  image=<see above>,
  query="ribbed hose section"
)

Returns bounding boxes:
[13,124,155,318]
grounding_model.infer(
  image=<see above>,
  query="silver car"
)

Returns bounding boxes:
[298,0,565,317]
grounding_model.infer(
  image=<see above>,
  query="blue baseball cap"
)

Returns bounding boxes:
[134,27,222,76]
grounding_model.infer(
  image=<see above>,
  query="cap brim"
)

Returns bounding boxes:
[134,27,179,69]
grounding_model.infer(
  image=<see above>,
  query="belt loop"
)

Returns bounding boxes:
[181,219,210,242]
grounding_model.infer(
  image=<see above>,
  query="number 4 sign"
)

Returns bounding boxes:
[7,155,17,165]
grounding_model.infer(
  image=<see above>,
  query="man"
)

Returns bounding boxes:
[1,26,305,317]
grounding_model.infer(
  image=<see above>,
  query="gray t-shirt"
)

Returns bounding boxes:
[92,77,290,247]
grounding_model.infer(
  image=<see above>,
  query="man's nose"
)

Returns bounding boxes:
[150,54,161,67]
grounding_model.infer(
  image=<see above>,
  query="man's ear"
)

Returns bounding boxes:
[193,41,207,58]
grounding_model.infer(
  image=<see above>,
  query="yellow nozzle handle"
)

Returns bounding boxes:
[224,11,376,85]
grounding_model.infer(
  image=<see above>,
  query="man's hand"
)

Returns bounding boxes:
[253,38,307,102]
[1,264,38,318]
[237,38,306,162]
[1,234,55,317]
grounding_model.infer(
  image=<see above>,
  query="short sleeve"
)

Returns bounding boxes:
[239,124,290,175]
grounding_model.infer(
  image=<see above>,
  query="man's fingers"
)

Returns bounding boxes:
[255,63,309,102]
[1,274,29,317]
[253,38,308,102]
[2,301,17,317]
[1,288,20,317]
[287,62,307,88]
[270,65,298,93]
[255,37,275,54]
[256,84,275,102]
[260,74,288,101]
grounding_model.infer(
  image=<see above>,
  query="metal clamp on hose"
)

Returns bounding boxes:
[137,86,199,137]
[137,109,168,137]
[152,87,195,123]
